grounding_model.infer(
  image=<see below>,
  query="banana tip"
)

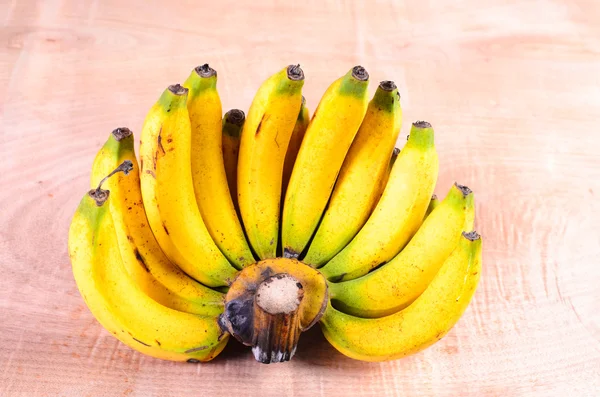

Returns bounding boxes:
[379,80,397,91]
[352,65,369,81]
[287,64,305,81]
[225,109,245,126]
[413,120,432,129]
[111,127,132,141]
[454,183,473,197]
[168,84,188,96]
[195,63,216,78]
[463,231,480,241]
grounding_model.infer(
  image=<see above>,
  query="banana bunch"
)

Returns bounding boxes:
[69,63,482,364]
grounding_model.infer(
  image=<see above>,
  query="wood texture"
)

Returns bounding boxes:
[1,0,599,395]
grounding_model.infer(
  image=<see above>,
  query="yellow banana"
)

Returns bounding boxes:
[320,231,482,362]
[320,121,439,281]
[328,183,474,318]
[69,183,229,362]
[91,127,225,316]
[221,109,245,211]
[424,194,440,219]
[282,96,310,196]
[183,65,254,268]
[139,84,238,287]
[303,81,402,267]
[237,65,305,259]
[282,66,370,258]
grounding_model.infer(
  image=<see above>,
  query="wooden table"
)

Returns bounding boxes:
[1,0,599,395]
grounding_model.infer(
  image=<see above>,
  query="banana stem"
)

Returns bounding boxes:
[252,274,303,363]
[88,160,133,206]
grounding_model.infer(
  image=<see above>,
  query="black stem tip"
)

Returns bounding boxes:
[379,80,397,91]
[168,84,188,95]
[454,183,473,197]
[111,127,132,141]
[463,231,480,241]
[392,147,400,156]
[287,64,304,81]
[195,63,216,78]
[351,65,369,81]
[413,120,432,129]
[431,194,438,200]
[225,109,245,126]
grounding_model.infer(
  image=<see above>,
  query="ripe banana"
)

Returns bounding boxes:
[282,66,370,258]
[183,65,254,268]
[222,109,245,211]
[320,231,482,362]
[69,182,228,362]
[282,96,310,196]
[303,81,402,267]
[237,65,305,259]
[328,183,474,318]
[320,121,439,281]
[424,194,440,219]
[91,127,225,316]
[139,84,238,287]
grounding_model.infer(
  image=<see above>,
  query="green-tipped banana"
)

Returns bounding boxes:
[320,231,482,362]
[303,81,402,267]
[320,121,439,281]
[282,66,370,258]
[329,183,474,318]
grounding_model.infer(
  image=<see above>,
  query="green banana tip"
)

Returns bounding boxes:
[111,127,133,141]
[287,64,305,81]
[194,63,216,78]
[351,65,369,81]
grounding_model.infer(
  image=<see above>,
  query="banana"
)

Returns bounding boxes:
[91,127,224,316]
[303,81,402,267]
[281,96,310,196]
[282,66,370,258]
[237,65,305,259]
[319,121,439,281]
[320,231,482,362]
[328,183,474,318]
[139,84,238,287]
[424,194,440,219]
[221,109,245,211]
[183,65,254,268]
[68,181,228,362]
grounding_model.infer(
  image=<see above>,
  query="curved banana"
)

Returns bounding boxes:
[328,183,474,318]
[222,109,245,211]
[139,84,238,287]
[183,65,254,268]
[320,231,482,362]
[282,66,370,258]
[237,65,305,259]
[424,194,440,219]
[282,96,310,196]
[69,185,229,362]
[91,128,224,316]
[319,121,439,281]
[303,81,402,267]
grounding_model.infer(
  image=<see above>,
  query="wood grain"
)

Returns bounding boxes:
[1,0,599,395]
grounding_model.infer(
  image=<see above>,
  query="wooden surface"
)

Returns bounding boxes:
[1,0,599,395]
